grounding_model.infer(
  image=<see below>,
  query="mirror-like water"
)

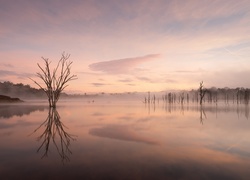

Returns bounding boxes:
[1,100,250,179]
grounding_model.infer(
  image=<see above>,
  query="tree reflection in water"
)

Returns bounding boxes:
[244,104,249,119]
[31,107,76,163]
[200,105,207,124]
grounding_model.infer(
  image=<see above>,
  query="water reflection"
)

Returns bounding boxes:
[31,107,76,163]
[200,105,207,124]
[1,101,250,179]
[157,102,250,120]
[244,104,249,119]
[0,104,47,119]
[89,124,159,145]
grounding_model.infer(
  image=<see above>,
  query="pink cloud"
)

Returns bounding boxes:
[89,54,160,74]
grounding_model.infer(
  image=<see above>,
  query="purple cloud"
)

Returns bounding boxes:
[89,54,160,74]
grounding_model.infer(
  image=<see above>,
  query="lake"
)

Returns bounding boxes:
[1,99,250,179]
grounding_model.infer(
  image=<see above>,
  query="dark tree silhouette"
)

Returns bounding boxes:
[199,81,206,105]
[30,52,77,107]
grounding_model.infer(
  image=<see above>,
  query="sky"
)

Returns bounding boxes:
[0,0,250,94]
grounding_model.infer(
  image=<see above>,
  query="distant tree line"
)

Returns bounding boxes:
[193,86,249,105]
[144,86,250,105]
[0,81,67,99]
[0,81,45,98]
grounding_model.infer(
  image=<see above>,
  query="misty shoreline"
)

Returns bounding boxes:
[0,95,23,103]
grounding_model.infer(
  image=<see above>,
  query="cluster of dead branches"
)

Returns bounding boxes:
[30,52,77,107]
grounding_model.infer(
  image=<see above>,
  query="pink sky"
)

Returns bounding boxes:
[0,0,250,93]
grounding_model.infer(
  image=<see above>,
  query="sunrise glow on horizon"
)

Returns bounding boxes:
[1,0,250,94]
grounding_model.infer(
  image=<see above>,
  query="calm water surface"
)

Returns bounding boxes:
[1,100,250,179]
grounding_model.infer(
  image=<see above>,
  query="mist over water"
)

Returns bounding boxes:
[1,98,250,179]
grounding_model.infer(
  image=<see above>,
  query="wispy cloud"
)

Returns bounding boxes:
[91,83,109,87]
[118,78,133,83]
[0,70,33,81]
[136,76,154,83]
[167,0,250,21]
[89,54,160,74]
[127,84,136,86]
[173,69,205,74]
[165,79,178,83]
[136,76,177,84]
[0,63,14,68]
[0,70,18,76]
[0,0,250,92]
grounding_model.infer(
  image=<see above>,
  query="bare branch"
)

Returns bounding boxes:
[30,52,77,107]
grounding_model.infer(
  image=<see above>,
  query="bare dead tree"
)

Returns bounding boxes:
[30,52,77,107]
[199,81,206,105]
